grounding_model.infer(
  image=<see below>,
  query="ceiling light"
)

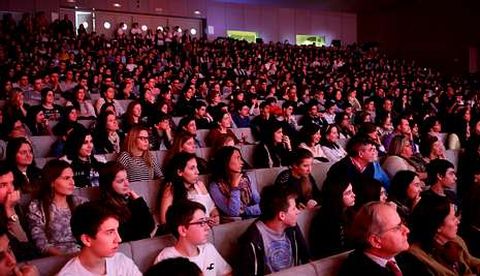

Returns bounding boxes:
[82,22,88,29]
[121,23,127,30]
[141,25,148,31]
[190,28,197,35]
[157,26,163,31]
[113,3,121,8]
[104,22,111,29]
[194,10,201,15]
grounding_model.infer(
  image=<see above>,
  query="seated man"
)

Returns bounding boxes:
[274,148,320,209]
[423,159,457,204]
[153,200,232,276]
[0,165,37,261]
[339,201,429,276]
[57,202,142,276]
[0,225,38,276]
[238,185,309,275]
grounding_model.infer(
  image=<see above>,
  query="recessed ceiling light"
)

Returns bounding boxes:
[157,26,164,31]
[104,22,111,29]
[141,25,148,31]
[190,28,197,35]
[121,23,127,30]
[194,10,201,15]
[113,3,121,8]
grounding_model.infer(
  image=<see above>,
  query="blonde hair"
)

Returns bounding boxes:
[123,126,153,167]
[388,135,410,156]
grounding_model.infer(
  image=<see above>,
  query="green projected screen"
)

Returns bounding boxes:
[296,35,326,46]
[227,30,258,43]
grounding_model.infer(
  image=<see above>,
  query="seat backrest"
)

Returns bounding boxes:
[28,253,75,276]
[267,263,316,276]
[231,127,257,143]
[129,180,161,211]
[34,157,55,169]
[239,144,257,168]
[311,250,352,275]
[31,136,57,158]
[296,208,319,251]
[130,234,177,272]
[196,129,210,146]
[337,138,349,149]
[254,167,285,193]
[74,186,101,201]
[117,99,133,111]
[211,218,255,266]
[445,149,460,169]
[311,162,334,191]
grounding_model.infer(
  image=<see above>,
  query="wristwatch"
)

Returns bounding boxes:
[8,214,18,222]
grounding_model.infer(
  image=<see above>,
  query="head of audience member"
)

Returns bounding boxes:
[263,121,284,146]
[322,175,355,216]
[95,110,119,136]
[59,106,79,124]
[71,202,121,258]
[194,101,208,118]
[289,148,313,179]
[363,98,376,112]
[0,165,14,208]
[124,100,142,124]
[37,159,75,209]
[169,133,197,158]
[25,107,46,129]
[166,200,210,245]
[346,135,378,165]
[392,116,411,136]
[306,102,319,118]
[419,135,444,160]
[426,159,456,189]
[387,135,413,158]
[7,88,24,108]
[0,224,29,276]
[40,87,55,106]
[102,86,116,101]
[282,101,295,118]
[213,111,232,131]
[145,257,202,276]
[6,137,35,174]
[259,185,299,229]
[72,85,87,103]
[409,196,459,251]
[177,116,197,136]
[164,152,199,196]
[300,124,321,147]
[99,102,116,115]
[99,161,131,203]
[357,123,380,144]
[389,170,422,209]
[259,101,271,119]
[423,116,442,135]
[63,127,94,161]
[211,146,250,182]
[124,126,152,160]
[353,177,387,208]
[348,201,409,258]
[321,124,340,145]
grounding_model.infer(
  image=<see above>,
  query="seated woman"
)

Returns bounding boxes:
[310,175,355,259]
[118,126,162,182]
[121,100,144,133]
[93,110,124,154]
[320,124,347,162]
[388,170,423,221]
[5,137,42,192]
[382,135,425,179]
[413,134,446,168]
[3,88,29,127]
[163,132,209,175]
[409,196,480,275]
[61,128,105,188]
[157,152,219,228]
[36,88,62,121]
[209,146,260,222]
[205,111,240,148]
[274,148,320,209]
[65,85,96,119]
[27,160,86,256]
[176,116,204,149]
[95,86,124,117]
[25,108,51,136]
[254,122,292,168]
[52,106,85,139]
[298,123,329,163]
[99,161,155,242]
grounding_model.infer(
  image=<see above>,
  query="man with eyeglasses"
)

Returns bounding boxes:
[339,201,429,276]
[153,200,232,276]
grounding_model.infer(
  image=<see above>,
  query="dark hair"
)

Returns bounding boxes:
[161,152,198,207]
[71,201,119,246]
[38,159,76,239]
[419,134,440,157]
[282,101,296,110]
[346,135,375,157]
[6,137,35,167]
[166,200,206,238]
[353,176,383,208]
[40,87,53,103]
[63,127,93,160]
[290,148,313,166]
[299,124,321,145]
[194,100,207,109]
[357,122,378,136]
[409,196,453,251]
[260,185,297,221]
[263,121,283,145]
[389,170,418,206]
[322,175,352,218]
[211,146,244,183]
[145,257,202,276]
[0,161,12,177]
[426,159,454,186]
[177,116,195,133]
[99,161,131,220]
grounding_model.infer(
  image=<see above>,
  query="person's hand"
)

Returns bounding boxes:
[306,199,318,209]
[127,189,140,200]
[283,135,292,151]
[4,190,20,215]
[14,264,39,276]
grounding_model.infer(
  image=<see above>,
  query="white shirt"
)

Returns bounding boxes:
[57,253,142,276]
[364,252,399,269]
[154,243,231,276]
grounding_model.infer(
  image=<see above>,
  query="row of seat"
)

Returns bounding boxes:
[24,207,344,276]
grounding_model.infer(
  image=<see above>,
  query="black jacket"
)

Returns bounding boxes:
[238,220,310,276]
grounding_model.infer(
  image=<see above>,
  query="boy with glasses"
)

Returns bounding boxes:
[153,200,231,276]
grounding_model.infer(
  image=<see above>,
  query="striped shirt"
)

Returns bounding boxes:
[117,151,163,182]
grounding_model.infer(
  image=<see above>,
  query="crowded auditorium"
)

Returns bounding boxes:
[0,0,480,275]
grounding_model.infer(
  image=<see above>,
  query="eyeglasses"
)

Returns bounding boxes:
[188,218,212,227]
[378,221,406,235]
